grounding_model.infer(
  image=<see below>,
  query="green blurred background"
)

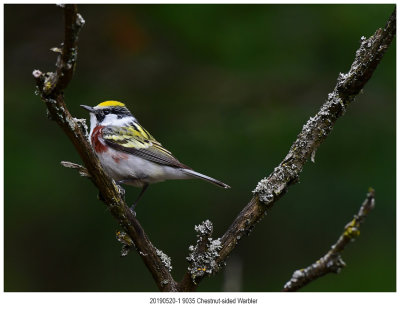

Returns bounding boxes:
[4,4,395,292]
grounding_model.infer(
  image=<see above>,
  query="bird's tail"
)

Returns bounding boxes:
[181,169,230,189]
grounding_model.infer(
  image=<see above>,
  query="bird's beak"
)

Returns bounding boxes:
[80,105,95,113]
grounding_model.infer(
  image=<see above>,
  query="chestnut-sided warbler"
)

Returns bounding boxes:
[81,101,230,210]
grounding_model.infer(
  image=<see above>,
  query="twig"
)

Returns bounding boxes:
[61,161,90,177]
[181,220,222,288]
[33,4,178,292]
[282,189,376,292]
[178,8,395,291]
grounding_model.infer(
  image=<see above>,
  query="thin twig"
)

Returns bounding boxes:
[178,8,395,291]
[33,5,178,292]
[282,189,376,292]
[61,161,91,177]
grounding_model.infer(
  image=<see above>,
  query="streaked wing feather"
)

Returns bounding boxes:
[102,124,189,169]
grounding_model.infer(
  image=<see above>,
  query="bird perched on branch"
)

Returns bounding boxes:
[81,101,230,211]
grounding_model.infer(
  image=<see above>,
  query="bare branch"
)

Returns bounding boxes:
[282,189,376,292]
[179,8,395,291]
[33,4,178,292]
[61,161,90,177]
[33,5,84,97]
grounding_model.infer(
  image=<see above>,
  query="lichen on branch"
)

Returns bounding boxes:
[186,220,223,284]
[282,189,376,292]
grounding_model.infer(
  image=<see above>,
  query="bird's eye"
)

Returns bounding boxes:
[104,110,110,115]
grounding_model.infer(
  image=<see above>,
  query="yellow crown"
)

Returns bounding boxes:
[97,100,125,107]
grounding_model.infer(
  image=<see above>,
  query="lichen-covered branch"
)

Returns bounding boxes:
[282,189,376,292]
[178,220,222,290]
[178,8,395,291]
[33,4,177,292]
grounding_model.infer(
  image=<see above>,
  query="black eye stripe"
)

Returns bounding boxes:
[96,112,105,122]
[95,106,132,122]
[111,107,132,117]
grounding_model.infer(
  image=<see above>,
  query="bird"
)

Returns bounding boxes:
[81,100,230,211]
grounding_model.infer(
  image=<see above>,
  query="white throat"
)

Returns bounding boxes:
[89,113,97,137]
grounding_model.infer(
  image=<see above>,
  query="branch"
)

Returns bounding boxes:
[33,5,178,292]
[61,161,90,177]
[282,189,376,292]
[185,221,222,283]
[178,8,395,291]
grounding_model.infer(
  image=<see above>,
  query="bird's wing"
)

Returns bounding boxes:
[102,123,190,169]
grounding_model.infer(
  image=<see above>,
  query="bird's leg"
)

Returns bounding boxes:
[131,184,149,212]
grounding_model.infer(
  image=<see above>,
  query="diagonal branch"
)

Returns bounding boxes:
[282,188,376,292]
[33,4,177,292]
[178,8,395,291]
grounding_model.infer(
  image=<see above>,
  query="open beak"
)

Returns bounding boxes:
[80,105,95,113]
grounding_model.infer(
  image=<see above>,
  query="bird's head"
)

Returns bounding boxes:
[81,101,136,129]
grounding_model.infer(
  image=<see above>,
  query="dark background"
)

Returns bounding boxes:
[4,4,396,292]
